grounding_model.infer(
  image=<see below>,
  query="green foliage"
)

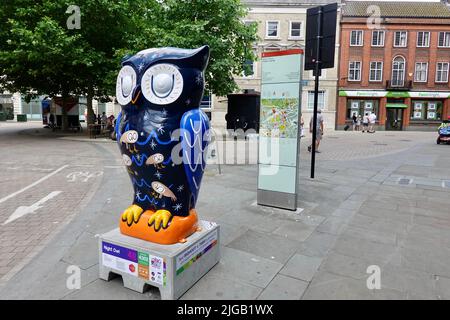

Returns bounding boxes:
[130,0,258,96]
[0,0,257,100]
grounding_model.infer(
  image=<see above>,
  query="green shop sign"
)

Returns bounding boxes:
[340,90,450,99]
[386,91,410,98]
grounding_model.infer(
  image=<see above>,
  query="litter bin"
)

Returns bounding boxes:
[0,112,6,121]
[17,114,27,122]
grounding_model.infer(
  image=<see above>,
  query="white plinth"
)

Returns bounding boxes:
[98,220,220,300]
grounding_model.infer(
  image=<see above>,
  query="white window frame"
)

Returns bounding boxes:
[266,21,280,39]
[348,61,362,81]
[394,31,408,47]
[371,30,385,47]
[416,31,430,48]
[414,62,428,83]
[350,30,363,46]
[391,56,406,87]
[436,62,449,83]
[369,61,383,82]
[307,90,326,110]
[288,21,303,39]
[438,32,450,48]
[241,60,256,78]
[200,92,213,112]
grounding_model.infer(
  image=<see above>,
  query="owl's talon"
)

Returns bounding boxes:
[121,204,144,226]
[148,210,172,231]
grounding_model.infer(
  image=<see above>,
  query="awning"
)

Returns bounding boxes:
[386,103,408,109]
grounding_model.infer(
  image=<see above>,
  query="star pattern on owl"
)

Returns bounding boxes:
[115,45,211,245]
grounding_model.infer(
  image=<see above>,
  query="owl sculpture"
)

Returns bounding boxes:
[115,46,211,245]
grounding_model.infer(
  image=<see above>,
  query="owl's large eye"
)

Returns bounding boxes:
[141,64,183,105]
[116,65,137,105]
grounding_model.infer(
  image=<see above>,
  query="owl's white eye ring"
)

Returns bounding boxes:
[142,64,183,105]
[116,65,137,105]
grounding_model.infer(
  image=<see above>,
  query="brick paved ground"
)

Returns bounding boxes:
[0,122,116,282]
[0,121,449,299]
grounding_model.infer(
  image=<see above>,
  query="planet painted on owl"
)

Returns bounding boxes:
[115,46,211,244]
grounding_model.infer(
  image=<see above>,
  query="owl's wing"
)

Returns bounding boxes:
[180,108,210,206]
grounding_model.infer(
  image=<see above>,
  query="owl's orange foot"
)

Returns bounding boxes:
[121,204,144,226]
[148,210,172,231]
[120,209,199,245]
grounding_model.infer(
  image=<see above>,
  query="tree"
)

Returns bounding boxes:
[0,0,257,130]
[0,0,138,129]
[131,0,258,96]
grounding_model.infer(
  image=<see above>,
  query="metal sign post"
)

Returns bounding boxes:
[305,3,338,179]
[310,6,323,179]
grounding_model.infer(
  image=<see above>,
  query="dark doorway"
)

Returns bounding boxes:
[386,108,403,130]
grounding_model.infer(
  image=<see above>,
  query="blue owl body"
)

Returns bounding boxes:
[115,46,210,221]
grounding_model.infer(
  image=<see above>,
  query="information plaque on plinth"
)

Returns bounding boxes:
[99,221,220,300]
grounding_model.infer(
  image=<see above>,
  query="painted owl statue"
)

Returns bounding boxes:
[115,46,211,245]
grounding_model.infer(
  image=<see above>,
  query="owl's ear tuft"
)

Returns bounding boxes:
[191,45,210,71]
[121,54,133,63]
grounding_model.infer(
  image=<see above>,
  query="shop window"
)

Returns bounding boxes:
[346,99,379,119]
[21,96,44,120]
[411,101,442,121]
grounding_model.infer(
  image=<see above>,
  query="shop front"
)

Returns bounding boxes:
[338,90,450,131]
[0,94,14,120]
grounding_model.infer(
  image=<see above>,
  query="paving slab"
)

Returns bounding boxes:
[203,246,283,289]
[257,274,308,300]
[227,229,300,264]
[180,272,262,300]
[280,254,323,282]
[302,271,374,300]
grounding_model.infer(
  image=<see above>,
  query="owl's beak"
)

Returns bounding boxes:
[131,84,141,105]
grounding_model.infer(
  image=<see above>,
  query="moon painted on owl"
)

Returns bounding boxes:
[151,181,177,201]
[122,154,132,166]
[146,153,164,166]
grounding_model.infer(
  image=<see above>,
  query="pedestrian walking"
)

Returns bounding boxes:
[101,112,107,130]
[352,113,357,131]
[300,115,305,137]
[356,114,361,131]
[362,113,369,133]
[308,110,324,153]
[368,112,377,133]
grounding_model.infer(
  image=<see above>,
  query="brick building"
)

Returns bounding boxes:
[337,1,450,131]
[211,0,341,130]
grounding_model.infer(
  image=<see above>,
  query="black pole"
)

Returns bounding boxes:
[311,6,323,179]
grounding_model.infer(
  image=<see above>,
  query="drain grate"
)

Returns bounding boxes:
[398,178,412,185]
[399,139,412,142]
[374,143,388,146]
